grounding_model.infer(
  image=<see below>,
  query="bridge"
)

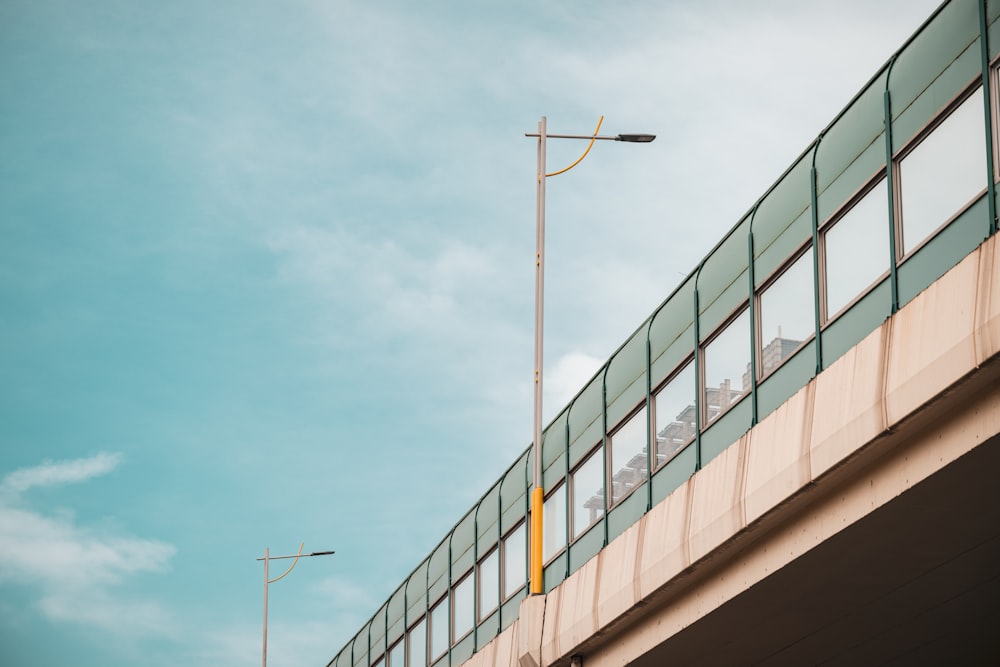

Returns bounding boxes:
[327,1,1000,665]
[472,235,1000,666]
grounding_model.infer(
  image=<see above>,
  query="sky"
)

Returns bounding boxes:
[0,1,944,665]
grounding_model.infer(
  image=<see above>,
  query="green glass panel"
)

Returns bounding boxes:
[756,341,814,421]
[890,0,979,121]
[541,410,567,474]
[605,330,647,427]
[700,399,751,466]
[815,70,888,201]
[567,376,605,469]
[698,219,751,336]
[898,195,989,306]
[568,521,603,572]
[650,444,695,523]
[406,562,429,623]
[607,486,645,543]
[817,140,885,224]
[542,551,567,592]
[451,511,475,568]
[753,154,812,284]
[821,281,891,368]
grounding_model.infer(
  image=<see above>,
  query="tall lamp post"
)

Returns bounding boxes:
[524,116,654,595]
[258,543,335,667]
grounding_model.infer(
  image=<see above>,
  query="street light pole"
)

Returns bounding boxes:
[524,116,654,596]
[258,544,335,667]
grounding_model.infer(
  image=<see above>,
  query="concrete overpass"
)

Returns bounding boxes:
[465,235,1000,667]
[325,5,1000,665]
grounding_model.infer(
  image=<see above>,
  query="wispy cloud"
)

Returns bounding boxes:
[0,454,177,637]
[0,451,123,499]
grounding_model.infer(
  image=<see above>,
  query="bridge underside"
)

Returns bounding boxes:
[629,414,1000,667]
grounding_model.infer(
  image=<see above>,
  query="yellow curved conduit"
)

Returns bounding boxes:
[267,542,304,584]
[546,116,604,177]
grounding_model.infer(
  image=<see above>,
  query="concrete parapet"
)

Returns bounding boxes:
[809,323,887,479]
[974,233,1000,363]
[885,244,980,425]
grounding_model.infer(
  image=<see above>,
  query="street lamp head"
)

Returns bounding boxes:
[616,133,656,143]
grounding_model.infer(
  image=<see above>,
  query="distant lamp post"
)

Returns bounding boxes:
[258,543,335,667]
[524,116,655,595]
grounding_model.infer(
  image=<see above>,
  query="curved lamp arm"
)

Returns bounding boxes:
[546,116,604,177]
[267,542,304,584]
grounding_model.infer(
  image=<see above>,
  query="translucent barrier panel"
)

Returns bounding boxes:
[698,220,751,335]
[353,627,370,667]
[429,597,448,663]
[499,452,528,535]
[541,409,567,475]
[476,484,499,550]
[387,586,406,646]
[703,308,751,425]
[405,562,428,633]
[753,154,813,284]
[653,361,696,466]
[815,70,888,220]
[477,547,499,621]
[759,247,814,376]
[451,511,475,575]
[649,274,695,385]
[889,0,980,149]
[567,375,604,468]
[609,407,647,505]
[605,328,648,428]
[899,87,986,255]
[571,446,604,539]
[824,179,890,320]
[992,0,1000,58]
[452,572,474,642]
[543,482,566,562]
[502,522,526,600]
[427,542,448,603]
[388,640,404,667]
[369,603,388,659]
[408,617,426,667]
[373,657,384,667]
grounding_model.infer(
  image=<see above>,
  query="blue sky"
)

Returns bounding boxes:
[0,1,942,665]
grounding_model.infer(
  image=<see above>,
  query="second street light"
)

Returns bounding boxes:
[524,116,655,596]
[257,543,335,667]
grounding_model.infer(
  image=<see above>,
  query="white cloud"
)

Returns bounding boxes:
[0,451,123,499]
[0,454,177,638]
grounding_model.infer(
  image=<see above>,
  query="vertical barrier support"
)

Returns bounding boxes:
[424,551,430,667]
[601,368,610,548]
[447,536,453,666]
[472,505,479,652]
[495,482,503,632]
[563,414,571,581]
[746,204,760,427]
[645,332,654,513]
[884,55,901,314]
[980,0,998,236]
[810,140,824,374]
[692,281,703,472]
[523,454,531,596]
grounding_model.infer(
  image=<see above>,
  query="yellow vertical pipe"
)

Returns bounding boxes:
[530,487,544,594]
